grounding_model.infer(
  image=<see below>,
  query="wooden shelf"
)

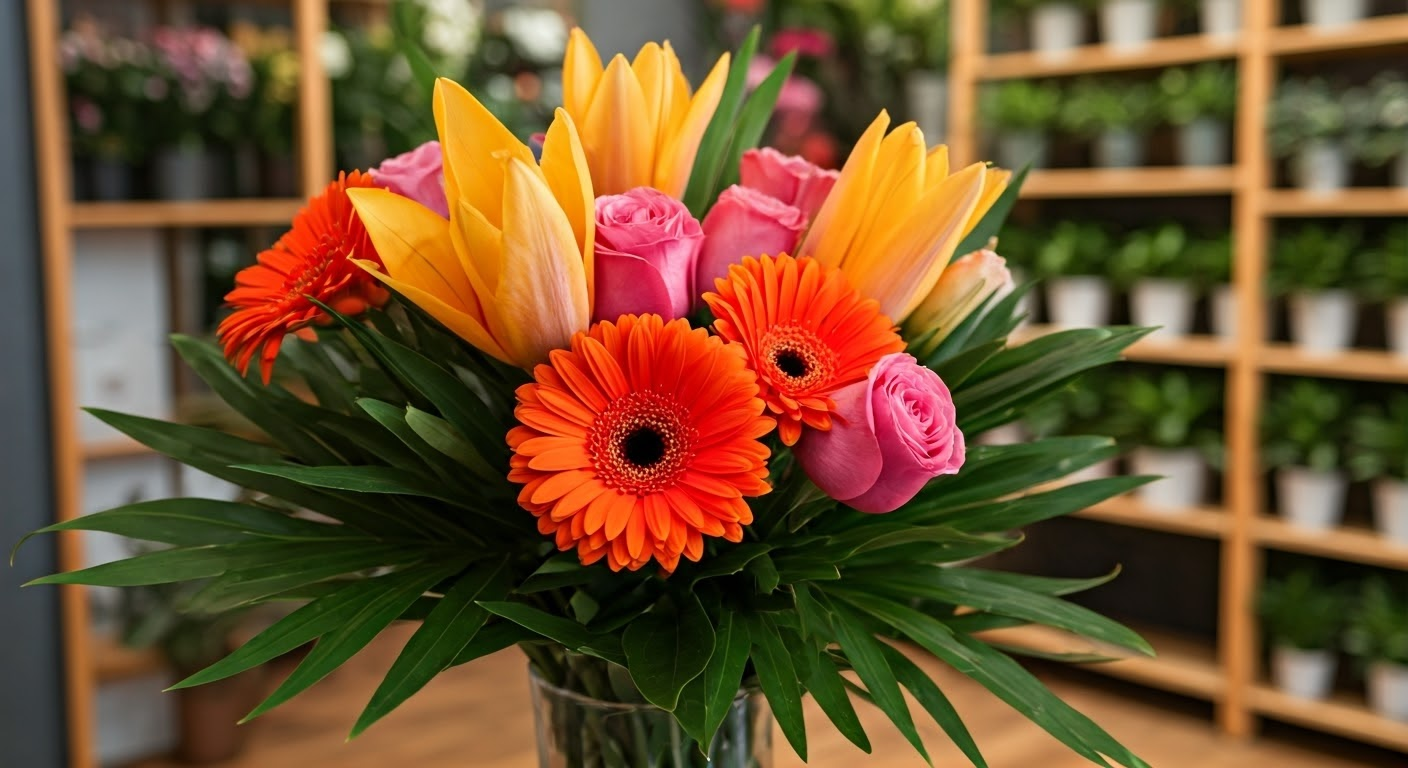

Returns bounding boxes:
[1016,326,1235,367]
[82,437,155,461]
[1270,14,1408,57]
[978,34,1240,80]
[69,199,302,229]
[92,633,166,683]
[1022,167,1238,198]
[1252,685,1408,753]
[1256,516,1408,570]
[981,623,1224,701]
[1263,188,1408,217]
[1077,495,1229,539]
[1260,344,1408,384]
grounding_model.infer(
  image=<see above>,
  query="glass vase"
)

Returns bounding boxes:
[530,668,772,768]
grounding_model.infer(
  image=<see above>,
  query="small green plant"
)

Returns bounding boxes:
[1258,568,1344,651]
[982,79,1064,132]
[1268,77,1350,158]
[1348,72,1408,167]
[1268,222,1362,295]
[1108,222,1191,285]
[994,225,1043,273]
[1344,577,1408,667]
[1186,231,1233,288]
[1262,378,1352,472]
[1353,222,1408,302]
[1107,368,1222,450]
[1035,220,1112,277]
[1059,77,1158,136]
[1023,370,1117,438]
[1159,64,1237,125]
[1348,392,1408,482]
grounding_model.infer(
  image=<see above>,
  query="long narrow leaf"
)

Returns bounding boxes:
[880,645,986,768]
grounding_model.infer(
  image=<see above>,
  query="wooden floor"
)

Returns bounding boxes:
[134,625,1395,768]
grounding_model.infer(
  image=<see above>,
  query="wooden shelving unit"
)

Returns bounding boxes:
[949,0,1408,752]
[70,199,303,229]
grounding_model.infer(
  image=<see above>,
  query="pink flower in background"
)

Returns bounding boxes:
[747,56,824,118]
[593,187,704,322]
[371,141,449,218]
[769,27,835,59]
[739,147,838,220]
[794,353,965,513]
[697,185,807,297]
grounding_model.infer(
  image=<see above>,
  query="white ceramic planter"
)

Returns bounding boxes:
[1047,277,1113,328]
[1394,151,1408,189]
[1094,128,1146,168]
[1388,298,1408,357]
[1031,2,1086,58]
[1277,466,1348,531]
[1368,662,1408,722]
[905,71,948,145]
[997,130,1051,170]
[1177,117,1230,167]
[1211,284,1237,340]
[1288,290,1356,353]
[1131,278,1195,340]
[1374,478,1408,545]
[1131,447,1207,510]
[1301,0,1368,29]
[1200,0,1242,39]
[977,422,1028,446]
[1100,0,1160,50]
[1069,458,1118,484]
[1293,140,1350,195]
[1272,646,1338,701]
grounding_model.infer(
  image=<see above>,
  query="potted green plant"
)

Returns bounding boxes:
[1348,394,1408,544]
[1259,568,1343,701]
[1110,222,1195,340]
[1186,231,1235,339]
[1354,223,1408,357]
[1099,0,1161,50]
[1159,64,1237,167]
[1344,577,1408,722]
[1263,378,1352,530]
[1301,0,1368,29]
[983,79,1063,169]
[1060,77,1157,168]
[1348,73,1408,188]
[1109,368,1221,509]
[894,0,951,141]
[1197,0,1241,38]
[1270,222,1362,353]
[1023,370,1120,480]
[1013,0,1091,58]
[1036,220,1115,326]
[1269,78,1352,194]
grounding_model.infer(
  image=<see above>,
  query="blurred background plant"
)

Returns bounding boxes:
[1262,378,1351,473]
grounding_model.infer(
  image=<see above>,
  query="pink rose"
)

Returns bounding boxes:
[794,353,965,513]
[740,147,838,220]
[697,185,807,298]
[769,28,836,59]
[371,141,448,219]
[593,187,703,323]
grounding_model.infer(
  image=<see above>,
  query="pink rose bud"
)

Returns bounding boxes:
[794,353,965,513]
[593,187,704,323]
[739,146,839,220]
[697,185,807,299]
[370,140,449,219]
[906,249,1013,356]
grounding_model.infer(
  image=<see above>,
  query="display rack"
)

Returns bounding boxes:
[949,0,1408,753]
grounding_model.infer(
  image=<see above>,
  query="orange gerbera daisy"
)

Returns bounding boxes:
[704,254,905,446]
[218,171,389,383]
[508,314,773,573]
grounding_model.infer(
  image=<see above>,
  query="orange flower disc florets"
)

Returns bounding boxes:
[508,315,774,573]
[217,171,389,382]
[704,254,906,445]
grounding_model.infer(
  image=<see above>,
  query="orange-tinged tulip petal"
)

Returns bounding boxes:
[348,188,476,309]
[538,108,596,307]
[352,258,510,363]
[630,43,671,158]
[434,78,535,229]
[797,111,889,269]
[968,167,1013,238]
[562,28,603,119]
[654,53,729,197]
[582,55,654,194]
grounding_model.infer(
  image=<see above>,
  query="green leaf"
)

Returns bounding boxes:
[802,646,871,754]
[681,27,759,216]
[945,566,1122,597]
[25,541,378,588]
[903,437,1120,516]
[683,542,773,585]
[623,594,715,712]
[516,554,599,593]
[699,609,752,745]
[352,559,513,736]
[281,336,358,413]
[233,464,466,507]
[449,621,533,665]
[822,596,930,764]
[940,475,1149,533]
[183,543,432,612]
[745,613,807,761]
[243,562,462,722]
[716,52,796,191]
[953,163,1029,259]
[747,553,781,593]
[404,406,503,484]
[928,340,1005,389]
[478,601,626,666]
[879,645,986,768]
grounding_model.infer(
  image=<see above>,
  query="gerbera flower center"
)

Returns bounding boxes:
[588,391,695,494]
[622,427,667,467]
[761,325,837,393]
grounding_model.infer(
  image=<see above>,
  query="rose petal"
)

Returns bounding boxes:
[792,378,883,503]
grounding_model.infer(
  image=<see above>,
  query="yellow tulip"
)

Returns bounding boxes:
[796,111,1011,321]
[562,28,730,197]
[347,78,595,369]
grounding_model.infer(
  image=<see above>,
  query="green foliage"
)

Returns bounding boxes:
[1268,222,1362,295]
[1258,568,1344,651]
[1108,223,1191,284]
[1262,378,1352,472]
[119,577,254,674]
[982,80,1064,132]
[1268,77,1350,158]
[1034,220,1113,277]
[1185,231,1233,287]
[1060,78,1158,136]
[1347,72,1408,167]
[1352,222,1408,301]
[1344,577,1408,666]
[1106,368,1223,451]
[1348,392,1408,482]
[1158,64,1237,125]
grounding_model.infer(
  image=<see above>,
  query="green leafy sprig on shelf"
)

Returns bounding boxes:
[1353,222,1408,302]
[1035,220,1113,278]
[1348,72,1408,168]
[1345,577,1408,667]
[1158,64,1237,126]
[1059,77,1158,136]
[1348,392,1408,482]
[982,79,1064,132]
[1268,77,1351,158]
[1262,378,1352,472]
[1108,223,1191,285]
[1258,568,1344,651]
[1268,222,1363,295]
[1106,368,1223,452]
[1185,231,1233,288]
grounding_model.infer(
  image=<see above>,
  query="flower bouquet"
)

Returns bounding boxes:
[21,29,1153,768]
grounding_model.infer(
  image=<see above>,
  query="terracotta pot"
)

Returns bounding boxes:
[176,666,265,764]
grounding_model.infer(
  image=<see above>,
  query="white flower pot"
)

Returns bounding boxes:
[997,130,1051,170]
[978,422,1028,446]
[905,71,949,145]
[1047,277,1112,328]
[1301,0,1368,29]
[1094,128,1146,168]
[1293,140,1350,195]
[1289,290,1356,353]
[1131,447,1207,510]
[1277,467,1348,531]
[1131,279,1195,340]
[1394,151,1408,189]
[1373,478,1408,545]
[1211,284,1237,340]
[1031,2,1086,58]
[1008,267,1034,330]
[1200,0,1242,39]
[1272,646,1338,701]
[1100,0,1160,50]
[1069,458,1117,484]
[1387,298,1408,357]
[1177,117,1230,167]
[1367,662,1408,722]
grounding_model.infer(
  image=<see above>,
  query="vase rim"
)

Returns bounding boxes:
[527,664,756,712]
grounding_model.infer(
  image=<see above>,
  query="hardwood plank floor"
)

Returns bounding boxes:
[133,625,1395,768]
